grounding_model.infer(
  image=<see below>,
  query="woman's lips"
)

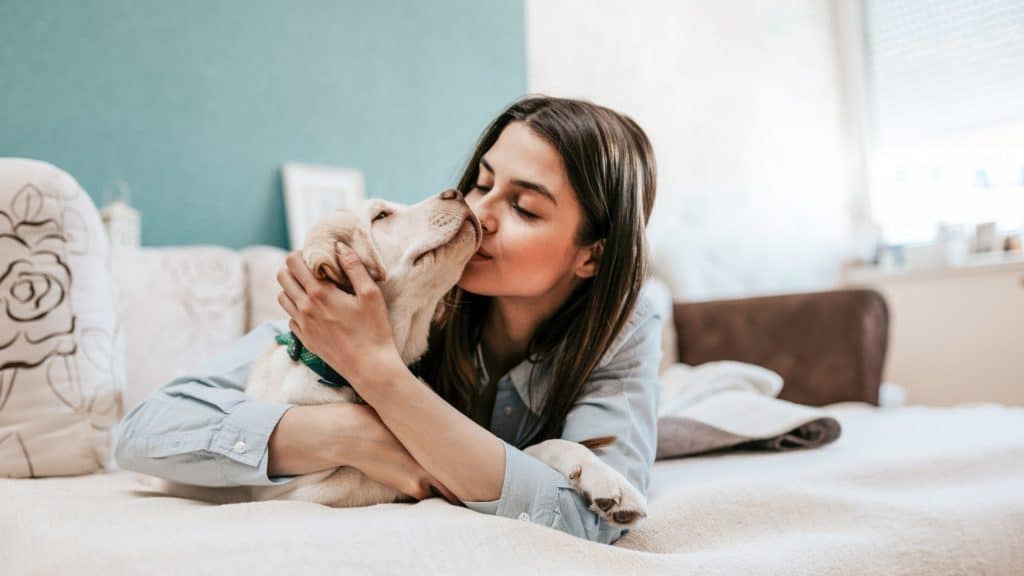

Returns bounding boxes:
[472,246,494,261]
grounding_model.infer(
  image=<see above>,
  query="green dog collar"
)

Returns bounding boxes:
[274,332,350,388]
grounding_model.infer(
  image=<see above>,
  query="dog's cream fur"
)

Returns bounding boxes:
[145,189,646,527]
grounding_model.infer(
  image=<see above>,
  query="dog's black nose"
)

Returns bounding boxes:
[440,188,462,201]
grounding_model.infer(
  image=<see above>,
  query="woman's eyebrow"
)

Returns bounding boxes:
[479,157,559,207]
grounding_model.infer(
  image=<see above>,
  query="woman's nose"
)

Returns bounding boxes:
[458,188,495,233]
[440,188,463,201]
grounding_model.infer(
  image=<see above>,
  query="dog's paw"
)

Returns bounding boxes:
[567,460,647,527]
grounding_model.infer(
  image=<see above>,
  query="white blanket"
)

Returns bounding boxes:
[657,361,842,459]
[2,403,1022,575]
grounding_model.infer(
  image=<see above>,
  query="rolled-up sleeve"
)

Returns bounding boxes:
[113,320,300,487]
[464,297,663,544]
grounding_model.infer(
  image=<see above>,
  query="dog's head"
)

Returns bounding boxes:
[301,188,482,359]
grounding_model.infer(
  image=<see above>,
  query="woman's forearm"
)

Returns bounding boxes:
[267,402,366,477]
[356,363,506,503]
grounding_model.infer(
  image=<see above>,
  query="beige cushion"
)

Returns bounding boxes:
[240,245,289,331]
[0,158,123,477]
[113,246,247,415]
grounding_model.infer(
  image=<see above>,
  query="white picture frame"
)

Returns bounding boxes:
[282,162,366,250]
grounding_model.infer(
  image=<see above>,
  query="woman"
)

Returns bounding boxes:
[114,96,662,545]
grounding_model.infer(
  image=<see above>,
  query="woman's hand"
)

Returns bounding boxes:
[267,391,458,504]
[276,242,403,392]
[346,404,459,504]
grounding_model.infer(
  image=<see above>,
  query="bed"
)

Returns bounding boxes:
[2,401,1022,574]
[1,159,1021,575]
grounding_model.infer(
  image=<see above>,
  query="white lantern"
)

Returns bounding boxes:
[101,200,140,250]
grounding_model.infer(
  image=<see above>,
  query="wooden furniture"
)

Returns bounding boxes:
[674,289,889,407]
[843,254,1024,406]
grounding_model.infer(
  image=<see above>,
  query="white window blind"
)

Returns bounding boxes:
[862,0,1024,245]
[865,0,1024,146]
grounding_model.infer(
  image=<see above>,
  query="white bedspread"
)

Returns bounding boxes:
[2,403,1022,575]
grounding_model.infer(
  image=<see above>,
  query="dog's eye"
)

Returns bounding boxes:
[372,210,391,223]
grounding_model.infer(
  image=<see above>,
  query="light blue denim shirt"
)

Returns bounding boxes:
[114,291,662,545]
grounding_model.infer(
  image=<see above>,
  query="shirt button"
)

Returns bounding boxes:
[504,405,513,416]
[232,440,247,454]
[518,512,530,521]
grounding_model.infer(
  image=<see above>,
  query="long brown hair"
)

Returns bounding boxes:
[417,95,657,447]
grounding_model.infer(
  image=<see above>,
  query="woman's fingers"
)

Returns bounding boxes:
[430,479,460,505]
[336,242,376,298]
[277,263,306,306]
[277,290,299,318]
[407,470,458,504]
[284,250,318,293]
[359,421,459,504]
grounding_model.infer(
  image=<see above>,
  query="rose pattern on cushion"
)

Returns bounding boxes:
[78,325,122,428]
[0,368,14,415]
[0,184,77,372]
[0,172,119,477]
[0,430,33,477]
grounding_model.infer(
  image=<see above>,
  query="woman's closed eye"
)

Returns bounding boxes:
[514,204,538,220]
[471,185,539,221]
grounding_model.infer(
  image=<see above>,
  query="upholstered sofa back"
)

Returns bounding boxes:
[113,245,289,413]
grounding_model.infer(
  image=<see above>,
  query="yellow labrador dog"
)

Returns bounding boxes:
[148,189,646,527]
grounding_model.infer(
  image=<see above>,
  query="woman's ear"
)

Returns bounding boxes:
[574,238,604,280]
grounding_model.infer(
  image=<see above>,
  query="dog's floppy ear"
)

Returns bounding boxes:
[302,208,387,293]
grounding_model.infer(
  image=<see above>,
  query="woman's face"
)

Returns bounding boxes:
[458,121,595,298]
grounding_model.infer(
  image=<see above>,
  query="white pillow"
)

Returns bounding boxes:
[113,246,247,415]
[240,245,289,331]
[0,158,123,477]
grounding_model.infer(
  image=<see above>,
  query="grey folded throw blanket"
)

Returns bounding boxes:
[655,362,842,460]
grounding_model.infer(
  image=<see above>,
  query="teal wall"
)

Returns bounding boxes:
[0,0,525,248]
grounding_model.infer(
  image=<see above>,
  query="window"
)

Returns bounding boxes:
[863,0,1024,245]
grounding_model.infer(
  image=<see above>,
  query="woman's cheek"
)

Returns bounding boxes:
[511,248,554,286]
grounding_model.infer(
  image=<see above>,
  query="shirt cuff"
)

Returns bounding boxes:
[462,441,566,526]
[210,399,299,486]
[461,441,627,543]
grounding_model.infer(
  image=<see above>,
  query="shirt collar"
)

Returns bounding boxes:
[473,340,551,415]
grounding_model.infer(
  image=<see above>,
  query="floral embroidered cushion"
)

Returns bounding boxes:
[0,158,123,478]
